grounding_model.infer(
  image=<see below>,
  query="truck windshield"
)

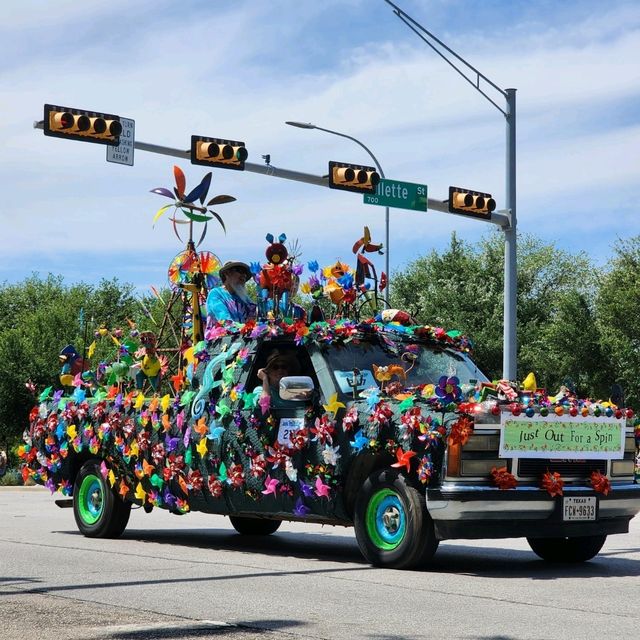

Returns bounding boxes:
[324,341,488,397]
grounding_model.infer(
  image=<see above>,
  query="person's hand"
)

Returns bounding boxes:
[257,368,267,382]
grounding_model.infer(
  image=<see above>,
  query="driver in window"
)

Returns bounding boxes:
[256,350,301,409]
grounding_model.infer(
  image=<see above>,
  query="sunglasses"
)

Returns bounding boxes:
[227,268,249,280]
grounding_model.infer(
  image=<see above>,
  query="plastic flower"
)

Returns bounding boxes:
[541,471,564,497]
[435,376,461,404]
[590,470,611,496]
[491,466,517,490]
[448,416,474,446]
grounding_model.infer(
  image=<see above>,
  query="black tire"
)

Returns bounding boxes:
[527,535,607,563]
[229,516,282,536]
[354,469,439,569]
[73,459,131,538]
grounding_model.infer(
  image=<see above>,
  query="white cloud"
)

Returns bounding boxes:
[1,0,639,287]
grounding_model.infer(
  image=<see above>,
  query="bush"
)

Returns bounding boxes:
[0,468,23,486]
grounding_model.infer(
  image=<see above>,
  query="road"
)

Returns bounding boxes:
[1,486,639,640]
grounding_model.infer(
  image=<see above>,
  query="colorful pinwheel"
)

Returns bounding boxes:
[150,165,236,246]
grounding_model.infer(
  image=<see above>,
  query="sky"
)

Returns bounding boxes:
[1,0,639,294]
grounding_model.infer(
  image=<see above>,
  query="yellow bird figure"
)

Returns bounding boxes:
[522,372,537,392]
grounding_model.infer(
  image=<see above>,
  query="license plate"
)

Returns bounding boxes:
[562,496,597,521]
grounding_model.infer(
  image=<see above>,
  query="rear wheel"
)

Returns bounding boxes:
[354,469,438,569]
[229,516,281,536]
[73,460,131,538]
[527,535,607,563]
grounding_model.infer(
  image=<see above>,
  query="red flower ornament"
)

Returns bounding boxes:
[448,416,474,446]
[590,470,611,496]
[541,471,564,497]
[490,466,517,490]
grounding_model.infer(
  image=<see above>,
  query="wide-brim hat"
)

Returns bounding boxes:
[218,261,252,282]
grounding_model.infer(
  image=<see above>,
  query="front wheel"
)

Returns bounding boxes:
[73,459,131,538]
[354,469,439,569]
[229,516,281,536]
[527,535,607,563]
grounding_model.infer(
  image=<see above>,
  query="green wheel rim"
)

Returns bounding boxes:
[77,474,104,525]
[365,488,406,551]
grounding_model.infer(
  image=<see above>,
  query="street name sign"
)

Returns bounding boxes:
[106,117,135,166]
[363,179,427,212]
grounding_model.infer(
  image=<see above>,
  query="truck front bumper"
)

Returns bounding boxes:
[426,482,640,540]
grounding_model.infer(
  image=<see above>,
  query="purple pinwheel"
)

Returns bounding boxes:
[163,489,177,510]
[435,376,462,405]
[298,479,314,498]
[293,497,311,516]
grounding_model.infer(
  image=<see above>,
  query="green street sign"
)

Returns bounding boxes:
[363,179,428,212]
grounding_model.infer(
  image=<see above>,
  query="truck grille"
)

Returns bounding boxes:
[517,459,606,478]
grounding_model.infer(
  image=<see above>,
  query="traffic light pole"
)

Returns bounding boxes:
[34,119,510,226]
[384,0,518,381]
[504,89,517,382]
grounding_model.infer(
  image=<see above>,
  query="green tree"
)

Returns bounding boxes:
[596,236,640,407]
[0,274,139,449]
[391,232,610,397]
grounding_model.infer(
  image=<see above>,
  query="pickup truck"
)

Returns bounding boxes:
[20,317,640,569]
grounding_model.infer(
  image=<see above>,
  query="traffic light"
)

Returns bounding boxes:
[328,161,380,194]
[190,136,248,170]
[448,186,496,219]
[43,104,122,146]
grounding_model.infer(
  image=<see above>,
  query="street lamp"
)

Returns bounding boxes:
[285,121,390,303]
[384,0,518,381]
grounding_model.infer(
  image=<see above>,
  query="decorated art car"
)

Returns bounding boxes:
[20,316,640,569]
[17,167,640,568]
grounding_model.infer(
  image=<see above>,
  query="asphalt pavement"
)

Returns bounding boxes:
[1,486,640,640]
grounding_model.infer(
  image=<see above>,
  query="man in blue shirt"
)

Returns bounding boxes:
[206,261,256,323]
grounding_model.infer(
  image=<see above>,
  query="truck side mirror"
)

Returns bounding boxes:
[279,376,315,401]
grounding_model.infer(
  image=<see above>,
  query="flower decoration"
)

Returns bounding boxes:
[436,376,462,405]
[590,470,611,496]
[490,466,517,490]
[448,416,474,446]
[541,471,564,497]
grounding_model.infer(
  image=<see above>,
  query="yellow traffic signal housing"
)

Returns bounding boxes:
[448,186,496,219]
[328,161,380,194]
[191,136,248,170]
[43,104,122,146]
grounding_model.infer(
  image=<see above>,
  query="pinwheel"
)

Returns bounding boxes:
[150,165,236,246]
[352,225,383,255]
[167,248,222,291]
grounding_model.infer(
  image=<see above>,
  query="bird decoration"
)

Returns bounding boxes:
[522,372,537,392]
